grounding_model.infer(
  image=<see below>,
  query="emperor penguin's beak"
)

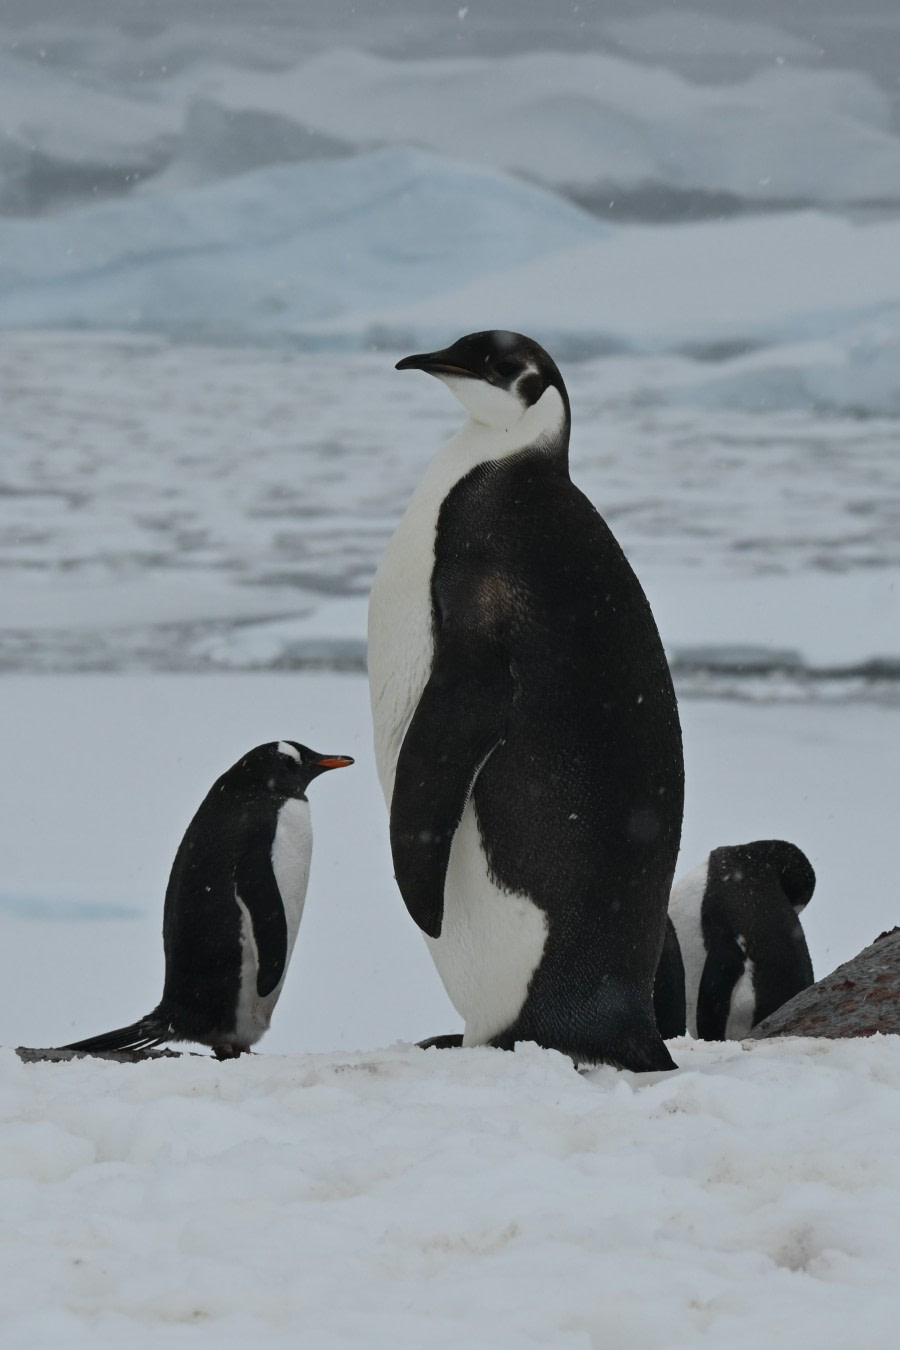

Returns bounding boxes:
[396,349,475,379]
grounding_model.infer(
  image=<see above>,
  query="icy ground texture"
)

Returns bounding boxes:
[1,336,897,681]
[3,1039,900,1349]
[3,19,900,214]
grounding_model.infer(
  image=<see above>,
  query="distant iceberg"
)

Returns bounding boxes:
[2,142,900,414]
[0,148,606,339]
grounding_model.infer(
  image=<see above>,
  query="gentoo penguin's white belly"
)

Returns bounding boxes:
[724,948,756,1040]
[367,428,548,1045]
[668,860,710,1039]
[233,798,311,1047]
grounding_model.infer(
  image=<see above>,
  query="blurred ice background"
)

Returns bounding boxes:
[1,0,898,688]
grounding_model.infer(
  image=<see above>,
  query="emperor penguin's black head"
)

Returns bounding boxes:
[396,330,570,438]
[228,741,354,800]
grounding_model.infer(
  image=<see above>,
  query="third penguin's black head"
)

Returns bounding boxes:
[227,741,354,800]
[396,330,570,434]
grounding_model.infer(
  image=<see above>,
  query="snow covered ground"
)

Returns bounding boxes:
[1,673,899,1348]
[5,1036,900,1349]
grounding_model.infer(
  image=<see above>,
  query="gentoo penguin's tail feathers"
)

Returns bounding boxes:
[61,1013,173,1056]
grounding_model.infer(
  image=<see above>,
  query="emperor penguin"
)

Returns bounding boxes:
[368,330,684,1070]
[666,838,816,1039]
[62,741,353,1058]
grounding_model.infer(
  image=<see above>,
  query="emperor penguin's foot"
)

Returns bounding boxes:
[211,1043,250,1060]
[417,1033,464,1050]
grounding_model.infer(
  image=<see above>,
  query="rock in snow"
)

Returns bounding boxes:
[752,927,900,1041]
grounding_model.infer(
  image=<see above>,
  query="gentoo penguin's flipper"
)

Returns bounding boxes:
[63,1013,172,1055]
[391,634,512,939]
[653,916,687,1039]
[234,824,290,997]
[696,929,746,1040]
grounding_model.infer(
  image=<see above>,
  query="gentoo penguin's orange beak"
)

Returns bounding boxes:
[315,755,354,770]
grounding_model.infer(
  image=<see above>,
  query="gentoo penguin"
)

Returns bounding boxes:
[62,741,353,1059]
[665,839,815,1040]
[368,330,684,1070]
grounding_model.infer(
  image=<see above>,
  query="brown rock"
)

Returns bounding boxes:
[750,926,900,1040]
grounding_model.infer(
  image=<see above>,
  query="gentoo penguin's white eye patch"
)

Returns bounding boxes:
[276,741,301,762]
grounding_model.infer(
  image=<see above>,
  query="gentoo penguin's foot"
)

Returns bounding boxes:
[417,1033,464,1050]
[211,1043,249,1060]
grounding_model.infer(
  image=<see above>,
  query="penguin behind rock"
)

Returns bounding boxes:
[62,741,353,1059]
[368,330,684,1072]
[665,839,815,1040]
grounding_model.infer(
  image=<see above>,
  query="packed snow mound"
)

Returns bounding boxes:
[3,1038,900,1348]
[354,210,900,351]
[0,148,604,339]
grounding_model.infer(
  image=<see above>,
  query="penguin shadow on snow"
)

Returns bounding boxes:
[27,741,354,1062]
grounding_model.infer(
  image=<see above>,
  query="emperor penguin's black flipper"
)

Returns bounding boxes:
[391,631,512,939]
[653,916,687,1039]
[62,1011,173,1055]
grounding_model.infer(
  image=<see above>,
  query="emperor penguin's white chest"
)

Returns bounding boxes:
[367,499,437,803]
[367,420,552,1048]
[368,427,486,800]
[233,797,311,1046]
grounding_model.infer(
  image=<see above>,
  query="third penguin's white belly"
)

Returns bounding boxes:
[724,952,756,1040]
[367,422,549,1044]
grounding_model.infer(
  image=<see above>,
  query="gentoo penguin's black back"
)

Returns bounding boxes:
[666,838,815,1041]
[62,741,352,1057]
[386,331,684,1071]
[158,745,286,1045]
